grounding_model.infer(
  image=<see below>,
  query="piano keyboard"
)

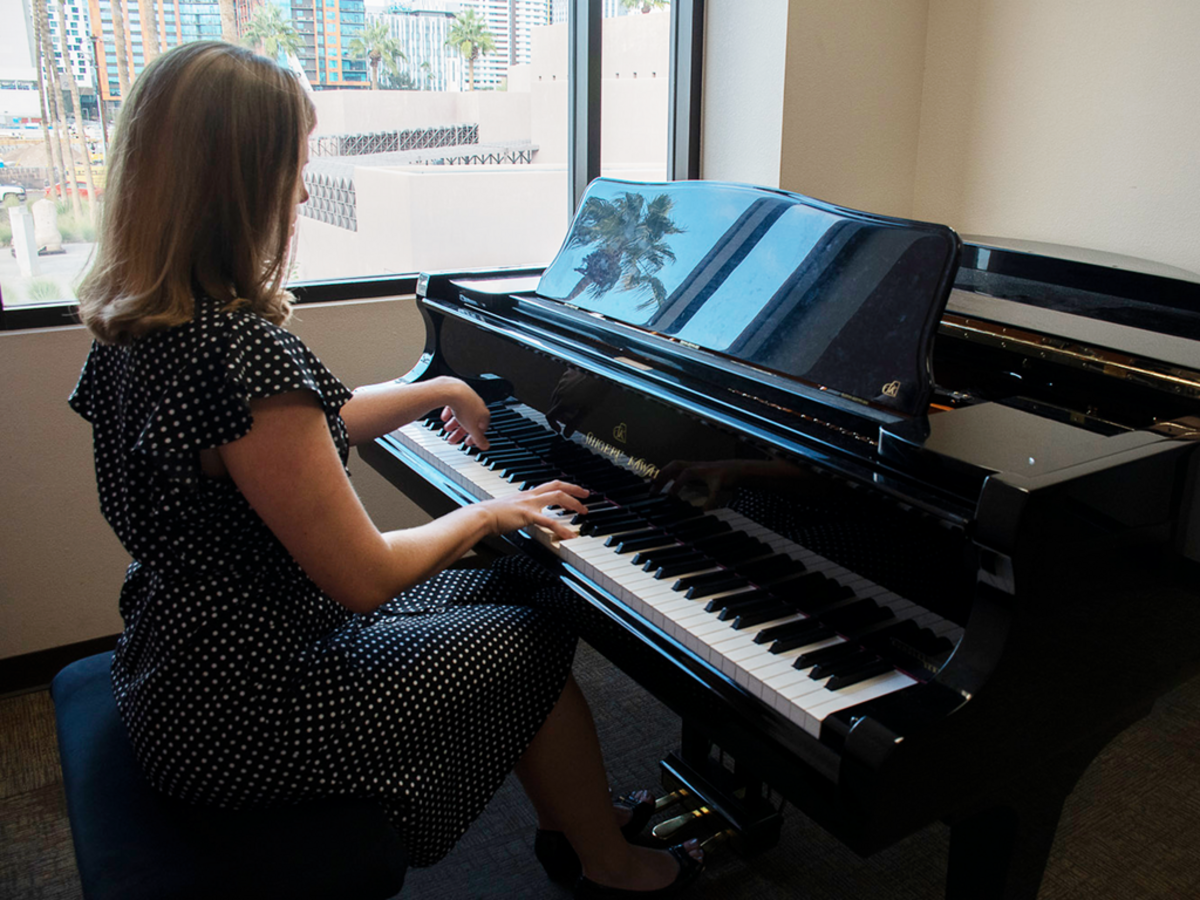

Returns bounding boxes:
[387,404,963,740]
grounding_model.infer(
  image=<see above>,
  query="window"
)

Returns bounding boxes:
[0,0,702,323]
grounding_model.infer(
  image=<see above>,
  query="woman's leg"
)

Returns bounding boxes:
[514,673,702,890]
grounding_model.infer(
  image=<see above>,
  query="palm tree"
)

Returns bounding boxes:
[218,0,239,42]
[348,20,406,91]
[57,0,99,224]
[111,0,130,99]
[620,0,670,12]
[446,8,495,91]
[35,0,81,220]
[32,8,57,188]
[565,192,684,310]
[142,0,160,66]
[242,3,303,60]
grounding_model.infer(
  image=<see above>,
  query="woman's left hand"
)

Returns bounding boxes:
[439,381,491,450]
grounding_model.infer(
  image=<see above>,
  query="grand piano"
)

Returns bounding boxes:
[359,178,1200,899]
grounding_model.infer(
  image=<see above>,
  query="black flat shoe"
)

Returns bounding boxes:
[574,844,705,898]
[535,829,582,884]
[535,792,660,883]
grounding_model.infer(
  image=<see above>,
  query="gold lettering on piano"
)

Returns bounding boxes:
[584,432,660,480]
[613,422,628,443]
[882,380,901,398]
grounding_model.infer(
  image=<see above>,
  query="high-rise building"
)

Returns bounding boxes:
[289,0,368,88]
[88,0,209,106]
[45,2,96,91]
[460,0,549,91]
[364,3,461,92]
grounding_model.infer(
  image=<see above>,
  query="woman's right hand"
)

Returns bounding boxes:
[478,480,590,540]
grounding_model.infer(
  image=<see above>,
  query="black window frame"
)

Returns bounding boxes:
[0,0,704,330]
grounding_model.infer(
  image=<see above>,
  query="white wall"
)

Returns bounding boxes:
[1,299,432,661]
[292,165,571,282]
[700,0,789,188]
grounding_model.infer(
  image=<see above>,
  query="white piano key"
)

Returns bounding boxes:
[394,405,960,741]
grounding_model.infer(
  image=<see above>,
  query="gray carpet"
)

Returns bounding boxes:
[3,641,1200,899]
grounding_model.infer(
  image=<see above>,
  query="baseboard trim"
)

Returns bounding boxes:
[0,634,120,697]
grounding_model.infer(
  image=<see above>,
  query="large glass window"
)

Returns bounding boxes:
[1,0,697,316]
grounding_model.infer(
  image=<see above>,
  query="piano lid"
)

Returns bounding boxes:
[535,179,961,418]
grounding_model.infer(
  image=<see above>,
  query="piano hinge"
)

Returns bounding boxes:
[1148,416,1200,440]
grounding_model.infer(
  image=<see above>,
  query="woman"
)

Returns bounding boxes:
[69,41,702,897]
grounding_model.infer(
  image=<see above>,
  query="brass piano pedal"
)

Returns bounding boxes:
[651,805,712,841]
[700,827,738,854]
[653,788,688,813]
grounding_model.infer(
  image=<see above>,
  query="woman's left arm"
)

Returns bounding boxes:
[339,375,491,449]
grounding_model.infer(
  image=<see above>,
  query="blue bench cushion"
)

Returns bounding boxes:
[52,652,408,900]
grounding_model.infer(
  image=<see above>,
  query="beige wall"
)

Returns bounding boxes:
[707,0,1200,274]
[778,0,931,218]
[912,0,1200,273]
[1,299,432,661]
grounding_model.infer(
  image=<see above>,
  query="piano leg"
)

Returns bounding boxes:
[944,720,1140,900]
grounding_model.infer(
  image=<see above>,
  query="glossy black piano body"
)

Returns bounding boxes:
[360,179,1200,899]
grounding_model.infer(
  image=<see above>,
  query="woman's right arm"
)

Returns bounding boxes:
[217,390,589,614]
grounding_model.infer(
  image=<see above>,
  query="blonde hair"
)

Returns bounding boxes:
[77,41,315,343]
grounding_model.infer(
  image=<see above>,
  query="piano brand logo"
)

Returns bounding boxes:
[613,422,628,443]
[585,432,660,480]
[882,380,901,398]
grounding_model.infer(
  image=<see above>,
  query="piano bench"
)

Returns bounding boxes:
[50,652,409,900]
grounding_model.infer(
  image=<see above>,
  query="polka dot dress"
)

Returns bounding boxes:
[68,296,579,867]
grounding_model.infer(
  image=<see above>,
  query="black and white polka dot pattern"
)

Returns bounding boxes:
[69,297,578,867]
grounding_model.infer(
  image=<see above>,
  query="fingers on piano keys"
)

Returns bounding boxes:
[401,402,963,739]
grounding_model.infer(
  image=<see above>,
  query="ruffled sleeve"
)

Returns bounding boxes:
[68,342,100,423]
[132,305,353,464]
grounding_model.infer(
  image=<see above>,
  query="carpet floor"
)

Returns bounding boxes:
[3,641,1199,899]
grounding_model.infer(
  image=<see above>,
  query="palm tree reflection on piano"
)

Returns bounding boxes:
[564,192,684,309]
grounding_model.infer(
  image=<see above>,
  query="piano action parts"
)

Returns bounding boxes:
[361,179,1200,900]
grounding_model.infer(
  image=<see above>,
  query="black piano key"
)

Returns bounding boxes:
[632,544,699,567]
[779,580,854,614]
[734,554,806,583]
[826,659,897,691]
[731,602,797,630]
[653,555,715,579]
[820,599,886,633]
[769,625,836,654]
[705,589,769,613]
[644,510,705,531]
[679,573,749,598]
[610,532,673,553]
[811,652,883,681]
[621,495,683,514]
[717,592,785,620]
[667,517,732,540]
[756,614,824,644]
[584,517,647,537]
[692,534,771,564]
[506,467,559,484]
[794,641,859,670]
[860,619,955,666]
[578,507,640,524]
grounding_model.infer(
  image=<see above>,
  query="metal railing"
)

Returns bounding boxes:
[310,124,479,158]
